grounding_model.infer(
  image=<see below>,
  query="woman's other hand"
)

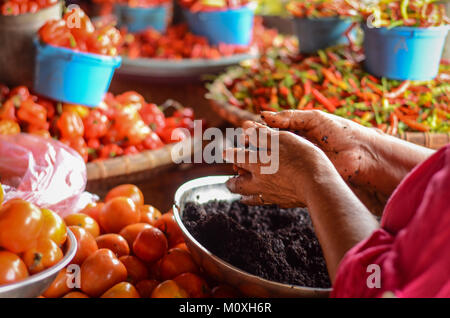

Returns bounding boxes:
[260,110,434,215]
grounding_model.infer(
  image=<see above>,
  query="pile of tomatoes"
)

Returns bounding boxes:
[179,0,251,12]
[40,184,240,298]
[38,7,121,57]
[0,185,69,286]
[0,0,57,16]
[121,23,250,59]
[0,84,195,162]
[120,17,292,60]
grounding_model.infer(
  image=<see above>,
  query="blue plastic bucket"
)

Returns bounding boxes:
[115,3,172,33]
[183,6,255,45]
[34,41,122,107]
[292,17,353,54]
[363,24,449,81]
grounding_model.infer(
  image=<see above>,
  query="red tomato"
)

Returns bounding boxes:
[105,184,144,207]
[0,251,29,285]
[80,249,128,297]
[101,282,140,298]
[68,226,98,265]
[119,223,152,248]
[22,238,63,274]
[154,213,184,248]
[133,227,168,263]
[0,199,43,253]
[174,273,211,298]
[151,280,188,298]
[119,255,149,285]
[159,248,198,281]
[99,197,140,233]
[96,234,130,258]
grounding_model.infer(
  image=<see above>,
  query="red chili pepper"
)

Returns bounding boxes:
[57,111,84,139]
[384,81,411,99]
[17,98,48,129]
[311,88,336,112]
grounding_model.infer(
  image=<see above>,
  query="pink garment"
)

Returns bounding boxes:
[332,144,450,298]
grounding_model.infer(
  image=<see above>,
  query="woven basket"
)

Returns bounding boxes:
[86,137,202,192]
[208,97,450,151]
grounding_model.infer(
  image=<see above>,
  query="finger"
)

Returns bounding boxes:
[242,121,276,150]
[261,110,321,131]
[226,175,258,196]
[223,148,259,172]
[241,195,264,206]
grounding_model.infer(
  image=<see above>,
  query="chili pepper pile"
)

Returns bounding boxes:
[0,0,57,16]
[286,0,357,18]
[179,0,251,12]
[120,17,297,59]
[38,8,122,57]
[347,0,449,28]
[211,45,449,134]
[0,85,196,162]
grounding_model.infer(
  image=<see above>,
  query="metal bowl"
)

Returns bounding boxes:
[173,176,332,298]
[0,229,77,298]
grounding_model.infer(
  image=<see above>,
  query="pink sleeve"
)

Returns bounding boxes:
[331,149,450,298]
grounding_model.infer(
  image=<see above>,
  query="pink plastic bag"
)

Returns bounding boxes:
[0,134,96,217]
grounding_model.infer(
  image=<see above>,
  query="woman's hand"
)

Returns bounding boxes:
[260,110,434,215]
[224,121,339,208]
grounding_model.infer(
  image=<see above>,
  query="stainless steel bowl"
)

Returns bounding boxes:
[0,229,77,298]
[173,176,332,298]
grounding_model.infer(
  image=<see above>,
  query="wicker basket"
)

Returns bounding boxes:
[86,137,202,192]
[208,95,450,151]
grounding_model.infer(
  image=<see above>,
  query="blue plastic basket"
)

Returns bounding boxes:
[292,17,353,54]
[183,6,255,45]
[363,24,449,81]
[115,3,172,33]
[34,41,122,107]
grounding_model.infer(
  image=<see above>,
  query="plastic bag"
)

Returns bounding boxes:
[0,133,96,217]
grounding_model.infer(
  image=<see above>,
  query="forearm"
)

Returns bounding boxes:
[364,130,434,195]
[303,164,380,283]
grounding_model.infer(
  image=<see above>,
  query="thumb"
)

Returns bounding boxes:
[261,110,320,131]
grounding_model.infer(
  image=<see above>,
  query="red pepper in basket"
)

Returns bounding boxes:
[17,98,48,129]
[57,111,84,139]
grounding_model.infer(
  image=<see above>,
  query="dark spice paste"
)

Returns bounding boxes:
[183,200,331,288]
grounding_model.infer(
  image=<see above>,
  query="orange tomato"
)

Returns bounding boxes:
[133,227,168,263]
[154,213,184,248]
[0,199,43,253]
[99,197,140,233]
[63,291,89,298]
[159,248,198,281]
[105,184,144,207]
[64,213,100,238]
[101,282,140,298]
[43,269,73,298]
[140,205,162,225]
[119,255,149,285]
[119,223,152,247]
[151,280,188,298]
[174,273,211,298]
[68,226,98,265]
[78,202,104,224]
[0,251,29,285]
[22,238,63,274]
[80,249,127,297]
[136,279,159,298]
[95,234,130,258]
[211,285,240,298]
[38,209,67,246]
